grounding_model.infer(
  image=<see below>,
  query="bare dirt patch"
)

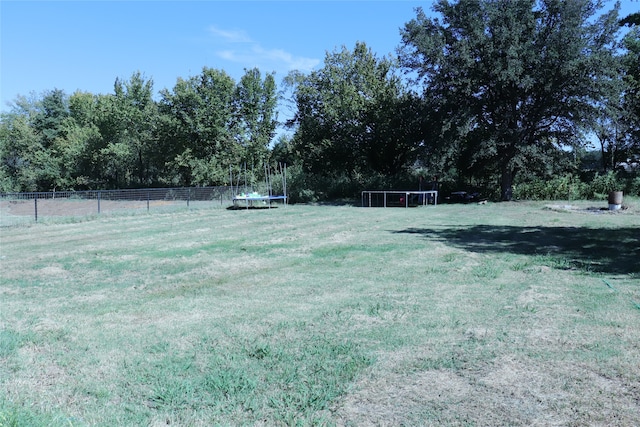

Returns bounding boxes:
[544,203,636,215]
[335,369,473,425]
[335,354,640,426]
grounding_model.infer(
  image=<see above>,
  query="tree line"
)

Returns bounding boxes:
[2,0,639,201]
[1,67,277,191]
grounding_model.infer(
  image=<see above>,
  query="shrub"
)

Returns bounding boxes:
[513,171,640,201]
[513,174,587,200]
[281,164,319,204]
[586,171,622,199]
[627,176,640,197]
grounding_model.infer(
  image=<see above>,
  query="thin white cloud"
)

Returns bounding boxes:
[250,45,320,72]
[208,26,253,43]
[208,26,320,73]
[217,50,240,61]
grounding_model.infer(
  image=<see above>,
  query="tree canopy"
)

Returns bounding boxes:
[398,0,623,200]
[287,42,422,181]
[1,0,638,200]
[1,68,279,191]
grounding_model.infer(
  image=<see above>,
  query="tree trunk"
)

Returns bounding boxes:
[501,167,514,201]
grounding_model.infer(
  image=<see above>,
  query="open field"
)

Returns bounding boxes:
[1,200,639,426]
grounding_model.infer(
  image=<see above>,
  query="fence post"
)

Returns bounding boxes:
[187,188,190,209]
[147,191,150,212]
[97,191,101,214]
[34,195,38,223]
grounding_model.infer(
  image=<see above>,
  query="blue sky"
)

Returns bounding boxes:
[1,0,637,115]
[1,1,423,112]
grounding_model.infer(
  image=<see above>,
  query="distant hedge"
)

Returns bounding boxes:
[513,171,640,201]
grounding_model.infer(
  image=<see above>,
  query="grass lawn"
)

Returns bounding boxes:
[1,200,639,426]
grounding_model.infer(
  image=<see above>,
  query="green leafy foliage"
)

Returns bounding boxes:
[288,42,422,187]
[399,0,624,200]
[513,174,588,200]
[512,170,639,200]
[0,1,638,198]
[620,27,640,163]
[235,68,278,165]
[1,68,280,191]
[157,67,277,187]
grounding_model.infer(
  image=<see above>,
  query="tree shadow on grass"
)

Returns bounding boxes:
[394,225,640,276]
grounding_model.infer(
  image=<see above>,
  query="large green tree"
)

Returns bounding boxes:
[158,67,240,186]
[113,72,159,186]
[92,72,158,188]
[234,68,278,167]
[65,91,102,188]
[399,0,622,200]
[0,107,41,191]
[289,42,421,182]
[32,88,69,149]
[620,25,640,166]
[592,12,640,172]
[0,91,73,191]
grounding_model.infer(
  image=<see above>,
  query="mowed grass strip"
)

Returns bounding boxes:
[0,201,639,425]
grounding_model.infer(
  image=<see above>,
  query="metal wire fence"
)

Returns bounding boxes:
[0,186,241,226]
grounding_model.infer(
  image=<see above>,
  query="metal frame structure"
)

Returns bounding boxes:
[232,194,287,208]
[361,190,438,208]
[230,163,288,209]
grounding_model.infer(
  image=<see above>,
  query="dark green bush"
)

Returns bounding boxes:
[628,176,640,197]
[283,163,639,203]
[513,174,587,200]
[513,171,637,201]
[586,171,622,199]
